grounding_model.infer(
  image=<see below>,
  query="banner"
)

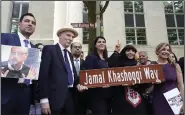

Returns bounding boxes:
[79,64,165,88]
[1,45,40,80]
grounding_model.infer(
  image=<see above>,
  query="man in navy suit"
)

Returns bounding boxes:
[1,13,37,115]
[38,25,88,115]
[70,42,89,115]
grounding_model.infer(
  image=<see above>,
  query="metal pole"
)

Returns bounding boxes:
[96,1,101,36]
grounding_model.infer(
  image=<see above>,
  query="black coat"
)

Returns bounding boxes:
[38,44,78,110]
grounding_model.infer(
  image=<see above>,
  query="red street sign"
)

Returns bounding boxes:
[71,23,95,28]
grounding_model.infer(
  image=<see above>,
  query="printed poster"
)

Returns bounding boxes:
[163,88,183,114]
[1,45,41,80]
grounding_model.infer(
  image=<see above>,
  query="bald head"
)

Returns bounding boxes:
[138,51,148,65]
[8,47,28,70]
[139,51,148,57]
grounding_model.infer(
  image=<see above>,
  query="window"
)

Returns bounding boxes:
[124,1,147,45]
[11,1,29,33]
[82,4,89,44]
[164,1,184,45]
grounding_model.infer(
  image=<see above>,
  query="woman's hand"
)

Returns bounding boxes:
[77,84,88,92]
[102,85,110,88]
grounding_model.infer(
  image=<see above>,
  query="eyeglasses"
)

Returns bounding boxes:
[11,52,27,56]
[73,46,82,49]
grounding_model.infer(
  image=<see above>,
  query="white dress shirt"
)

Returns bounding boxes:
[17,32,32,84]
[40,43,75,104]
[73,58,80,68]
[18,32,31,48]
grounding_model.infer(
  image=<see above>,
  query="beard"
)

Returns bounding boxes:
[9,60,18,65]
[8,60,21,70]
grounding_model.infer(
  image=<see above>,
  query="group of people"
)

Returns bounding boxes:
[1,12,184,115]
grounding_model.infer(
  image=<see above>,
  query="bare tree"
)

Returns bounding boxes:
[83,1,109,54]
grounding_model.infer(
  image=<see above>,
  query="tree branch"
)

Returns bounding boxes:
[100,1,109,19]
[83,1,89,8]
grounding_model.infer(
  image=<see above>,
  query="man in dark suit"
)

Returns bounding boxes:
[70,42,89,115]
[70,42,84,76]
[1,13,37,115]
[39,25,87,115]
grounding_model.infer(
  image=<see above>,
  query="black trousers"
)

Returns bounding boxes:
[88,88,113,115]
[2,85,31,115]
[50,89,75,115]
[75,91,89,115]
[90,97,112,115]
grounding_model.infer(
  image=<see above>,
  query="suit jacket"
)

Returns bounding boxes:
[75,59,84,83]
[38,43,78,110]
[1,33,35,104]
[80,59,85,68]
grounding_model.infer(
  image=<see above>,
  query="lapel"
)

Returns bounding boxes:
[30,42,35,48]
[80,59,84,65]
[13,34,21,46]
[80,59,84,70]
[69,53,77,80]
[55,44,67,72]
[13,33,35,48]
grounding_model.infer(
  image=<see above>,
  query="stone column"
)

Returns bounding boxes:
[53,1,67,44]
[68,1,83,43]
[1,1,13,33]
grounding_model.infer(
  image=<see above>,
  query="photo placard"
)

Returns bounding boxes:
[1,45,41,80]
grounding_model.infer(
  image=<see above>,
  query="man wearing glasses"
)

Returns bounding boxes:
[71,42,90,115]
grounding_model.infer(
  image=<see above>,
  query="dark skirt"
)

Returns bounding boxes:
[112,86,148,115]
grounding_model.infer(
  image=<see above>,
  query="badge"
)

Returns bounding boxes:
[125,87,142,108]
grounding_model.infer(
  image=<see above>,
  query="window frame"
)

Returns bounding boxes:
[10,1,29,33]
[164,1,184,45]
[124,1,147,45]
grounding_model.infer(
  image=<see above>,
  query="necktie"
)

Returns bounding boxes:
[24,39,29,47]
[23,39,30,85]
[74,58,80,76]
[63,49,73,85]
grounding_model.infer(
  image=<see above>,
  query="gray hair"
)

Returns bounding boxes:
[138,51,148,57]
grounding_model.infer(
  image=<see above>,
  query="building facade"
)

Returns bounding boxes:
[1,1,184,60]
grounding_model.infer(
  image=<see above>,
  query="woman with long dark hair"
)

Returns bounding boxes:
[81,36,112,115]
[108,45,148,114]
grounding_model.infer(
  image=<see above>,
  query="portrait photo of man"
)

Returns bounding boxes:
[1,45,39,79]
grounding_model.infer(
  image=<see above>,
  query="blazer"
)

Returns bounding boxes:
[75,59,84,83]
[1,33,35,104]
[38,43,78,110]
